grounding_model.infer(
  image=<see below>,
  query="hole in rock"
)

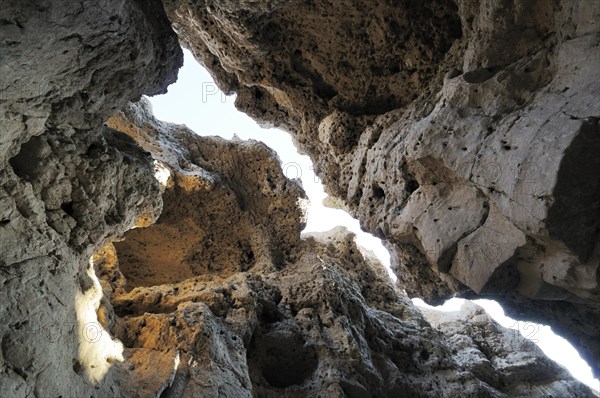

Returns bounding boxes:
[61,201,74,216]
[246,324,318,389]
[146,50,599,392]
[372,184,385,199]
[9,134,42,179]
[405,179,420,194]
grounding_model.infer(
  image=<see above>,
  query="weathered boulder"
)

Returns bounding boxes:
[163,0,600,374]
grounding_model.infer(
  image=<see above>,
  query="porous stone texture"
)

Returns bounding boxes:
[0,0,598,396]
[164,0,600,375]
[90,99,590,397]
[0,0,182,396]
[105,100,307,289]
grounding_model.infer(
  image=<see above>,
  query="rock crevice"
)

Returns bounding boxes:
[164,0,600,375]
[0,0,599,396]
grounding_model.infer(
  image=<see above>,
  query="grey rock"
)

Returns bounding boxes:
[0,0,181,396]
[163,0,600,374]
[89,100,591,397]
[0,0,597,396]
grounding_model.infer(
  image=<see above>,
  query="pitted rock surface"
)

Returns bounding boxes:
[89,101,591,397]
[0,0,181,396]
[0,0,598,396]
[163,0,600,374]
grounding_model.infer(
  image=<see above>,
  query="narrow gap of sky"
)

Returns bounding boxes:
[149,50,391,276]
[147,49,599,392]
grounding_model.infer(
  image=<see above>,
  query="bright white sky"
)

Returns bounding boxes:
[148,49,599,392]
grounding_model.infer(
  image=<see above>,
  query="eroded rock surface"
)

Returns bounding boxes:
[164,0,600,374]
[87,99,590,397]
[0,0,181,396]
[105,100,306,288]
[0,0,598,396]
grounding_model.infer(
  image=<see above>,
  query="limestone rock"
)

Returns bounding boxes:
[0,0,181,396]
[164,0,600,374]
[96,219,594,397]
[420,302,593,397]
[105,99,307,288]
[1,0,598,396]
[88,101,590,397]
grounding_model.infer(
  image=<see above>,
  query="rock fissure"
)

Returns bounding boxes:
[162,0,600,379]
[1,0,599,396]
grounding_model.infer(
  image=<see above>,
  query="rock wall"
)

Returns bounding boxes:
[94,99,594,397]
[0,0,598,397]
[0,0,181,396]
[163,0,600,376]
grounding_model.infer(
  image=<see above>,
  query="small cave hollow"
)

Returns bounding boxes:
[247,326,319,389]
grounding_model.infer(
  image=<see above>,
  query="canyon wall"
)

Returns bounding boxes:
[0,0,598,397]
